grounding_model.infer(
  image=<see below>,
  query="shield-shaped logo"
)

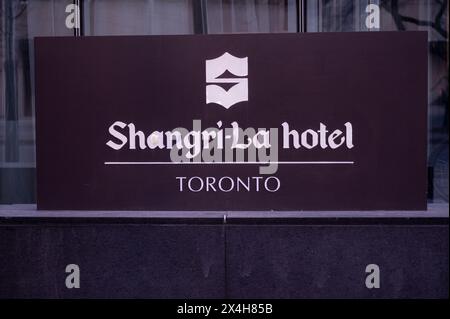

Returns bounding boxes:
[205,52,248,109]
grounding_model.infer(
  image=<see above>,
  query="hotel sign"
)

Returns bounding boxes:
[35,32,427,210]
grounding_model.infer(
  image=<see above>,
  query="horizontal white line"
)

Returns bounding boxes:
[104,161,354,165]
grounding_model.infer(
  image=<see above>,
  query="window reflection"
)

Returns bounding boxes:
[0,0,72,203]
[205,0,297,33]
[83,0,195,35]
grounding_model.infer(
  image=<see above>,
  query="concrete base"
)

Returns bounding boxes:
[0,205,448,298]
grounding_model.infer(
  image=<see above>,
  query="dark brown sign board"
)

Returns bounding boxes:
[35,32,427,211]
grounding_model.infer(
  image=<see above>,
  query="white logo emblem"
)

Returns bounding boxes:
[206,52,248,109]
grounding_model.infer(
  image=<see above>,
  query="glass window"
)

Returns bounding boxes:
[82,0,196,35]
[1,0,447,205]
[1,0,73,204]
[204,0,297,33]
[81,0,297,36]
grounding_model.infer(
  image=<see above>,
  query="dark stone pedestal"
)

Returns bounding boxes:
[0,205,448,298]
